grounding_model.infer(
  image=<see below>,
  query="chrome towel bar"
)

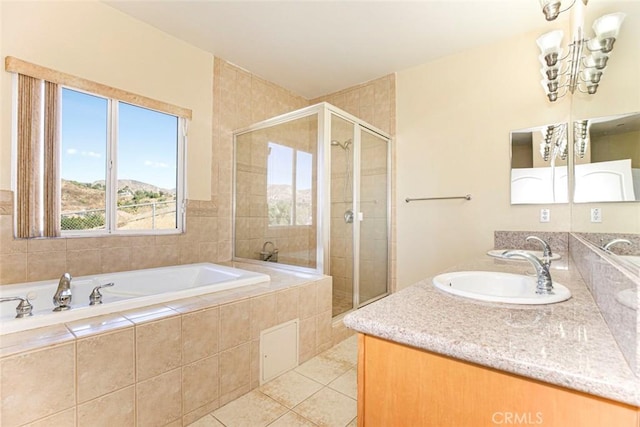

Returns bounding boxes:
[405,194,472,203]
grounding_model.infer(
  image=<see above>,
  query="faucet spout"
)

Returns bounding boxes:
[602,238,632,252]
[53,273,73,312]
[502,250,554,295]
[526,235,553,269]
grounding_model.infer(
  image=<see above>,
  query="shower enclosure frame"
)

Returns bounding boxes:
[232,102,392,313]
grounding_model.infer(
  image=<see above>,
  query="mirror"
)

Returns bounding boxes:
[510,123,569,204]
[573,112,640,203]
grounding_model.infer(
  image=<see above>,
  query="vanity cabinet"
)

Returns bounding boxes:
[357,334,639,427]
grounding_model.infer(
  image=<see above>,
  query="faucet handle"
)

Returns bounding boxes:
[89,283,114,305]
[0,296,34,318]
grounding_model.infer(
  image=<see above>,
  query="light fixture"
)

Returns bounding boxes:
[537,10,626,102]
[539,0,588,21]
[539,123,568,161]
[573,120,590,158]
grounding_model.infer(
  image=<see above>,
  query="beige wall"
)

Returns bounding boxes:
[0,0,213,199]
[396,28,571,288]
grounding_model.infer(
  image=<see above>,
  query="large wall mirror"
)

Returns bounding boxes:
[573,112,640,203]
[510,123,569,204]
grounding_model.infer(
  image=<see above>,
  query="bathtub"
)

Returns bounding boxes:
[0,263,270,335]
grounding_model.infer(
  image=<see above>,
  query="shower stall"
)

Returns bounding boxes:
[233,102,391,317]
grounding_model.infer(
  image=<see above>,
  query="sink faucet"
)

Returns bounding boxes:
[502,251,554,295]
[53,273,72,311]
[526,235,553,269]
[601,238,632,252]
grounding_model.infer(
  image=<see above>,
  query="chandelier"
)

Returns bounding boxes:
[536,1,626,102]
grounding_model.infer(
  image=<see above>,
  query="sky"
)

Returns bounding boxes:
[61,88,178,190]
[267,142,312,190]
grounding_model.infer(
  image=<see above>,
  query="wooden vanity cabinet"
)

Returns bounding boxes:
[357,334,639,427]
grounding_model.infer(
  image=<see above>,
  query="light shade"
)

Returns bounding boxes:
[536,30,564,55]
[592,13,626,39]
[540,0,562,21]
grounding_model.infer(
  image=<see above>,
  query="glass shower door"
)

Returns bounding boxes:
[358,129,389,306]
[330,115,355,317]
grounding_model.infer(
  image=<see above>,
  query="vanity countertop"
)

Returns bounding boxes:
[343,255,640,406]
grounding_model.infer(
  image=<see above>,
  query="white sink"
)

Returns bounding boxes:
[432,271,571,305]
[487,249,561,261]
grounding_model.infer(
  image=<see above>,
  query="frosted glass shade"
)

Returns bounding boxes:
[592,13,626,39]
[536,30,564,55]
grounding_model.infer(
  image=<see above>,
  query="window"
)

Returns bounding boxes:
[7,57,191,239]
[60,88,184,234]
[266,142,312,226]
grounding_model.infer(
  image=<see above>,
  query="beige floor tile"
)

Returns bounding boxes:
[327,368,357,400]
[213,390,288,427]
[259,371,323,408]
[345,417,358,427]
[268,411,318,426]
[294,354,352,385]
[188,414,225,427]
[293,388,357,427]
[322,336,357,366]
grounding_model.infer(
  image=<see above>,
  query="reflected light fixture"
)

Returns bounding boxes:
[573,120,590,158]
[540,123,568,161]
[536,5,626,102]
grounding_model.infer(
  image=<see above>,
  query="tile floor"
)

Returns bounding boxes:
[189,335,358,427]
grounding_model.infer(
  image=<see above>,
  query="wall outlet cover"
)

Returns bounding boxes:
[540,208,550,223]
[591,208,602,223]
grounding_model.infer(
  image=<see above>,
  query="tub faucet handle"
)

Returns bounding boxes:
[0,296,33,318]
[89,283,114,305]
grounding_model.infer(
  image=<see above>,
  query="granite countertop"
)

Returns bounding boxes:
[343,255,640,406]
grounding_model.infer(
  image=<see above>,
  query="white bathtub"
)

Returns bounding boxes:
[0,263,270,335]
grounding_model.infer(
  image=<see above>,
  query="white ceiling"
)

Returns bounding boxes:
[105,0,550,99]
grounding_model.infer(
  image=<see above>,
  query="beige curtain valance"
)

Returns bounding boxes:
[5,56,192,119]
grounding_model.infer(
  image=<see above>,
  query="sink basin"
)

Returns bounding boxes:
[487,250,561,261]
[620,255,640,268]
[432,271,571,305]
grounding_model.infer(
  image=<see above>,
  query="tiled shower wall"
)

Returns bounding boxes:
[0,57,396,287]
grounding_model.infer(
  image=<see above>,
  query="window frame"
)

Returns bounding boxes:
[266,141,313,228]
[57,86,186,237]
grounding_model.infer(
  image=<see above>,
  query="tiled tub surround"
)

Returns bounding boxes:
[569,233,639,375]
[0,263,334,427]
[344,255,640,406]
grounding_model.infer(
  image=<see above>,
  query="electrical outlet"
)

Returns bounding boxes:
[591,207,602,223]
[540,208,550,223]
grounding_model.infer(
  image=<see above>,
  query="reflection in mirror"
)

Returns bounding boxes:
[510,123,569,204]
[573,112,640,203]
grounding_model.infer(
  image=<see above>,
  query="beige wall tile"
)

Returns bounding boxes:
[317,277,332,313]
[66,249,101,277]
[26,250,66,282]
[219,300,250,351]
[100,246,131,273]
[0,252,27,285]
[276,288,299,323]
[26,408,76,427]
[136,368,182,427]
[299,316,317,364]
[136,316,182,381]
[182,355,219,413]
[77,386,135,427]
[182,307,219,364]
[250,338,260,389]
[183,401,221,426]
[0,216,27,254]
[316,310,333,352]
[0,343,75,426]
[77,328,135,403]
[27,238,67,253]
[250,293,277,340]
[298,282,318,320]
[219,342,250,397]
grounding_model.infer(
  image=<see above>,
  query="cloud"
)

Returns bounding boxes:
[144,160,169,168]
[65,148,101,158]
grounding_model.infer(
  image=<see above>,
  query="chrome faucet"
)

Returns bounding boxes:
[260,241,279,262]
[602,238,632,252]
[53,273,72,311]
[0,296,33,318]
[502,251,554,295]
[526,235,553,269]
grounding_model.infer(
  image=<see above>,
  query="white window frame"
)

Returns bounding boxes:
[59,86,186,237]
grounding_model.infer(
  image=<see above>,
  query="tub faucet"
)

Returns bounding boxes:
[502,251,554,295]
[53,273,72,311]
[526,235,553,268]
[601,238,632,252]
[260,241,279,262]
